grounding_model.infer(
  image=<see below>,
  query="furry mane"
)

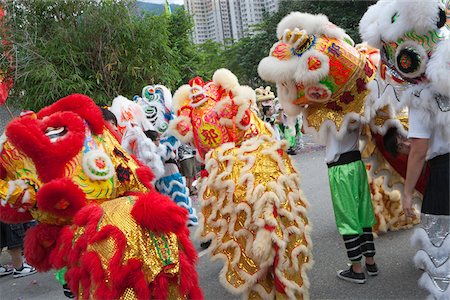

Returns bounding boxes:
[276,12,348,40]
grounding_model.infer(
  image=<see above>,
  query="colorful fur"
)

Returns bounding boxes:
[0,94,203,299]
[171,69,313,299]
[361,0,450,297]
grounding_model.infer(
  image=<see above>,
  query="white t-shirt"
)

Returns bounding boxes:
[408,107,450,160]
[325,124,360,163]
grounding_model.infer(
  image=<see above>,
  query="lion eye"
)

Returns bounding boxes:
[394,42,428,78]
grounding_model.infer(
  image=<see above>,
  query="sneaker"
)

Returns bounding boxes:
[13,262,37,278]
[0,265,13,276]
[63,284,75,298]
[365,263,378,276]
[337,267,366,284]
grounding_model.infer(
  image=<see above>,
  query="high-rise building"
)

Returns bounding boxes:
[184,0,279,44]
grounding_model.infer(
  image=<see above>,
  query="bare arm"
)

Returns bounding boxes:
[403,138,429,216]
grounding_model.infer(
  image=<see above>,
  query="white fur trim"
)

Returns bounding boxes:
[426,38,450,97]
[213,68,239,91]
[258,55,301,83]
[0,133,6,154]
[5,179,29,205]
[276,81,303,116]
[168,116,193,144]
[411,227,450,258]
[294,50,330,85]
[360,0,443,48]
[414,250,450,276]
[252,229,273,263]
[418,272,450,298]
[276,11,348,40]
[172,84,192,114]
[195,135,313,298]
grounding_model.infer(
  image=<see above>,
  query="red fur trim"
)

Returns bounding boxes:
[50,226,74,269]
[273,244,286,295]
[73,203,103,227]
[24,224,62,271]
[151,273,169,299]
[135,166,154,190]
[131,190,187,234]
[80,251,107,299]
[0,202,33,223]
[189,77,205,87]
[179,251,204,299]
[37,178,87,218]
[134,156,154,189]
[6,111,85,182]
[37,94,104,135]
[177,226,198,265]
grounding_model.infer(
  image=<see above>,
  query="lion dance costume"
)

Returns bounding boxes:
[258,11,420,236]
[361,0,450,298]
[0,94,202,299]
[134,85,199,226]
[170,69,313,299]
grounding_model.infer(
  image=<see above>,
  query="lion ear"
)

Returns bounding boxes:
[168,116,193,144]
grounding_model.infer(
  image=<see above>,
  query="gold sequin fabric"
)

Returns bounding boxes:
[0,140,40,207]
[0,126,149,225]
[70,128,148,200]
[197,135,313,299]
[72,196,181,299]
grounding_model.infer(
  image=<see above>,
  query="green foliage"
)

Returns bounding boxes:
[1,0,197,110]
[217,0,377,88]
[1,0,377,110]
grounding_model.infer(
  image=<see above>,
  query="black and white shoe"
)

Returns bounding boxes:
[63,284,75,298]
[0,265,13,276]
[337,267,366,284]
[13,262,37,278]
[365,263,378,276]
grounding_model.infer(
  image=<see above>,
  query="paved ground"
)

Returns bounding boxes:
[0,132,427,299]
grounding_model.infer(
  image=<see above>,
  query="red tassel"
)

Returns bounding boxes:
[0,203,33,224]
[37,94,104,135]
[24,224,62,271]
[131,191,187,234]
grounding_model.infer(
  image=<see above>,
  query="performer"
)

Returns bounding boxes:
[171,69,313,299]
[360,0,450,297]
[258,12,384,284]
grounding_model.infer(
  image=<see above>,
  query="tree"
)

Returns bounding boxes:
[0,0,198,110]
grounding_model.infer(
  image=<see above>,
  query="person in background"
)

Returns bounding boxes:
[178,143,197,195]
[101,107,121,139]
[0,222,37,278]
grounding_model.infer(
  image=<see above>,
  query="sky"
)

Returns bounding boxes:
[139,0,184,5]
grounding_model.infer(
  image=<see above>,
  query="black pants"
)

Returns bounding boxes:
[422,153,449,216]
[0,222,25,250]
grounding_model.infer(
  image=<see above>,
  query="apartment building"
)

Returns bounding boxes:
[184,0,279,44]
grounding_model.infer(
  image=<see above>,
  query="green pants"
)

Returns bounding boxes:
[328,160,375,235]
